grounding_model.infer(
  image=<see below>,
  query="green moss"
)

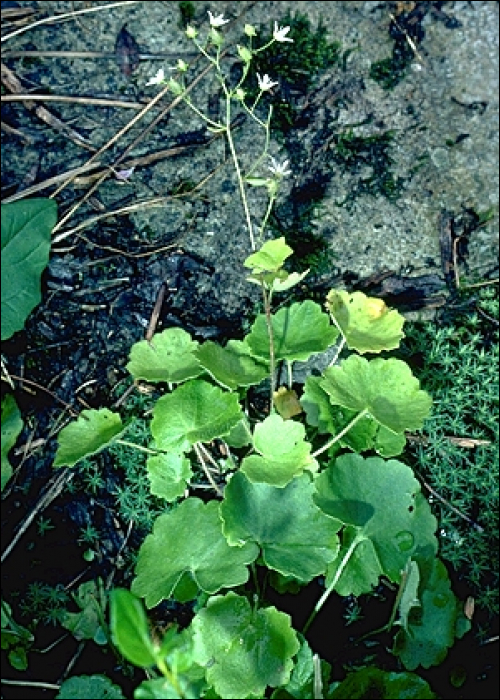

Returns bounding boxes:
[248,11,341,138]
[178,1,195,29]
[401,284,499,623]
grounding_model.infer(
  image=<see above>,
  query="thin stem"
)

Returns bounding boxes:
[259,192,276,242]
[225,115,256,250]
[262,284,276,410]
[193,443,224,497]
[183,96,224,130]
[303,533,364,634]
[311,410,369,459]
[328,336,346,367]
[115,440,158,455]
[156,657,185,699]
[287,360,293,389]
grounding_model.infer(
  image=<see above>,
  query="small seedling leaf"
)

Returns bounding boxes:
[110,588,157,668]
[243,237,293,273]
[131,499,258,607]
[1,394,23,491]
[240,414,318,486]
[192,592,300,698]
[147,452,193,502]
[54,409,124,468]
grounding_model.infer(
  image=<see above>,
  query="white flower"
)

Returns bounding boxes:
[257,73,279,92]
[146,68,165,86]
[208,10,229,27]
[273,22,293,43]
[268,156,292,177]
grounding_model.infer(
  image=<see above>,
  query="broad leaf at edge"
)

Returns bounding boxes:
[1,394,23,491]
[327,666,436,699]
[151,380,243,452]
[320,355,432,433]
[221,472,341,582]
[1,198,57,341]
[131,499,259,608]
[192,591,300,698]
[314,454,438,596]
[55,674,125,699]
[54,408,124,468]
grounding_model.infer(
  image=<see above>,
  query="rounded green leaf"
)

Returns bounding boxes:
[1,394,23,491]
[54,409,124,468]
[126,327,204,383]
[246,300,339,363]
[320,355,432,433]
[147,453,193,502]
[131,499,258,607]
[151,380,244,452]
[1,198,57,340]
[221,472,341,582]
[195,339,268,390]
[314,454,438,596]
[192,592,300,698]
[326,289,405,354]
[240,414,318,487]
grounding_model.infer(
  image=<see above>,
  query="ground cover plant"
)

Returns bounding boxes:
[1,5,498,700]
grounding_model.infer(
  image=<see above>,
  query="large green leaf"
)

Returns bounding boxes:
[314,455,438,596]
[1,198,57,340]
[245,300,339,363]
[327,667,436,699]
[1,394,23,491]
[147,452,193,502]
[320,355,432,433]
[220,472,340,582]
[192,592,300,698]
[240,414,318,487]
[195,339,268,390]
[301,376,406,458]
[54,409,124,468]
[393,558,462,670]
[326,290,405,354]
[151,380,244,452]
[131,499,258,607]
[126,327,204,383]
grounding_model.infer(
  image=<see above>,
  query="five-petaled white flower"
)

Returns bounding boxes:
[268,156,292,177]
[208,10,229,27]
[273,22,293,43]
[257,73,279,92]
[146,68,165,86]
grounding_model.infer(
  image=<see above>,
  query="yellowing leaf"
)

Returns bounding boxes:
[273,387,303,419]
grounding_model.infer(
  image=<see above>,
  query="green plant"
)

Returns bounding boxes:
[46,14,474,697]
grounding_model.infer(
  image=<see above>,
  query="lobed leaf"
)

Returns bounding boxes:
[131,499,258,608]
[246,300,339,363]
[243,237,293,273]
[195,339,268,390]
[151,380,244,452]
[54,409,124,468]
[126,327,204,383]
[314,454,438,596]
[147,452,193,502]
[55,675,125,699]
[221,472,341,582]
[240,414,318,487]
[192,592,300,698]
[327,666,436,699]
[320,355,432,433]
[326,289,405,354]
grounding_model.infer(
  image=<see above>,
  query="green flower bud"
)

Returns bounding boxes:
[185,25,197,39]
[244,24,257,37]
[237,44,253,64]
